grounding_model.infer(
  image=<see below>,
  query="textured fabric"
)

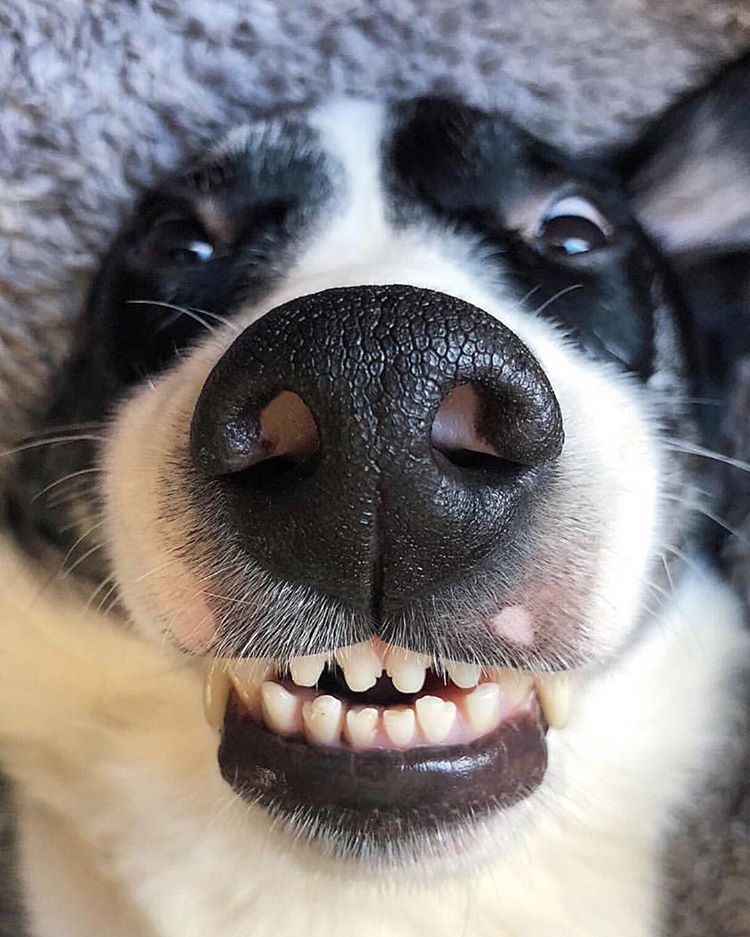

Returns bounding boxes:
[2,0,750,452]
[2,2,750,934]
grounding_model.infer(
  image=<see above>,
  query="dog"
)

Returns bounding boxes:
[2,53,750,937]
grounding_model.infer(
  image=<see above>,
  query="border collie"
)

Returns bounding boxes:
[2,54,749,937]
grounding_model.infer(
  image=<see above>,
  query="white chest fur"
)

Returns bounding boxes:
[0,539,746,937]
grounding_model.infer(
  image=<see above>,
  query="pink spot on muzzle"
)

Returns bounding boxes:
[490,605,535,647]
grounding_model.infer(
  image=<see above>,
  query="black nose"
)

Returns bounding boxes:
[190,285,563,618]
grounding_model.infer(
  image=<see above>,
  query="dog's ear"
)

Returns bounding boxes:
[619,53,750,408]
[620,54,750,551]
[622,52,750,258]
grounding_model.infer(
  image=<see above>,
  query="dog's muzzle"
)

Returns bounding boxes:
[187,286,568,857]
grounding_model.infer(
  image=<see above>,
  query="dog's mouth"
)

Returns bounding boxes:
[204,642,570,858]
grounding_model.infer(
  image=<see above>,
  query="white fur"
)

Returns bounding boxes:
[0,537,747,937]
[1,101,744,936]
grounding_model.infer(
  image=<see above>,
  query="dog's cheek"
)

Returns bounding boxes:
[102,354,221,653]
[532,337,663,654]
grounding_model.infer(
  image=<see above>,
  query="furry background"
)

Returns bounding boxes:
[2,1,750,934]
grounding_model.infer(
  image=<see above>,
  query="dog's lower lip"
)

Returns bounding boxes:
[218,690,548,842]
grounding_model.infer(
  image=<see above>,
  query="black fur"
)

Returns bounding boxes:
[387,97,671,377]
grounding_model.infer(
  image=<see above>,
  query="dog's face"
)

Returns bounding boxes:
[9,90,745,866]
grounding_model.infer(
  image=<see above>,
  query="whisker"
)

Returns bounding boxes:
[85,576,116,613]
[131,558,181,583]
[15,422,104,439]
[661,542,705,579]
[61,542,106,578]
[30,468,103,504]
[658,551,676,596]
[101,585,124,616]
[515,285,542,311]
[0,434,106,459]
[662,492,749,544]
[58,519,107,574]
[664,438,750,475]
[651,395,722,408]
[127,300,241,335]
[86,574,117,611]
[43,478,101,511]
[530,284,584,318]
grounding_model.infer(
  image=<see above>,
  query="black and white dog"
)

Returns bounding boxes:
[2,55,750,937]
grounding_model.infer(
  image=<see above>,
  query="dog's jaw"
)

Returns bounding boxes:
[1,536,747,937]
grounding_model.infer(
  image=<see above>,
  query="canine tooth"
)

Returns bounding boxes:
[203,661,231,730]
[383,707,416,747]
[386,648,430,693]
[226,658,271,709]
[345,708,379,748]
[335,643,382,692]
[464,683,501,734]
[536,674,571,729]
[446,661,481,688]
[494,669,535,707]
[415,696,456,744]
[289,653,327,688]
[261,681,301,735]
[302,695,344,745]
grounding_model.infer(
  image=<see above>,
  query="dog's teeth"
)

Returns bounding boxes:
[463,683,501,734]
[203,660,232,730]
[493,668,535,707]
[345,707,379,749]
[415,696,456,743]
[383,707,416,747]
[535,673,571,729]
[446,661,481,688]
[261,681,301,736]
[289,653,327,688]
[302,695,344,745]
[386,648,430,693]
[335,643,382,692]
[226,659,270,713]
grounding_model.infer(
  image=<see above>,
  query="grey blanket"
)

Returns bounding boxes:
[2,2,750,933]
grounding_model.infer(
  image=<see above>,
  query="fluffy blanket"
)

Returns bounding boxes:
[2,2,750,934]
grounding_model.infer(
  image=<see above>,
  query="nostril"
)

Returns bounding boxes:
[255,391,319,468]
[195,390,320,481]
[431,384,519,475]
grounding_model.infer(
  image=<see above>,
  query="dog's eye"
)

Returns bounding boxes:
[144,218,215,267]
[534,195,611,257]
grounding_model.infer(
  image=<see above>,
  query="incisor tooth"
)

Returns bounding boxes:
[261,681,301,735]
[536,674,571,729]
[464,683,501,734]
[494,669,535,707]
[289,653,327,688]
[335,643,382,692]
[345,708,379,748]
[416,696,456,743]
[446,660,481,688]
[302,695,344,745]
[203,661,231,730]
[386,648,430,693]
[383,707,416,747]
